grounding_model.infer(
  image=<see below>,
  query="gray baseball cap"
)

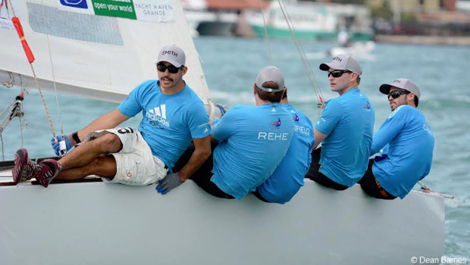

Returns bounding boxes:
[379,78,421,99]
[319,54,362,76]
[157,44,186,67]
[255,66,285,92]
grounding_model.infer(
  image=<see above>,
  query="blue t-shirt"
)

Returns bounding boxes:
[118,80,211,168]
[371,105,434,199]
[257,104,315,204]
[211,103,294,200]
[315,88,375,187]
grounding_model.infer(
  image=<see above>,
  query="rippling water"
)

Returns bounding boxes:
[1,37,469,259]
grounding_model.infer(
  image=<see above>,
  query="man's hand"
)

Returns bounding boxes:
[51,135,75,156]
[156,172,184,195]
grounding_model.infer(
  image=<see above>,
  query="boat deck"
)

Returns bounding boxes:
[0,172,445,265]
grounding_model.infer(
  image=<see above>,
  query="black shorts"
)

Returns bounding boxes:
[252,188,270,203]
[359,159,396,200]
[174,141,234,199]
[305,147,348,191]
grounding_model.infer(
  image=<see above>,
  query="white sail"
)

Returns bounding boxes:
[0,0,212,105]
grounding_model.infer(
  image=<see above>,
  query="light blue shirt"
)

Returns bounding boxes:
[371,105,434,199]
[211,103,294,200]
[257,104,315,204]
[315,88,375,187]
[118,80,211,168]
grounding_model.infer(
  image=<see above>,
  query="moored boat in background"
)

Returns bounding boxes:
[246,1,374,41]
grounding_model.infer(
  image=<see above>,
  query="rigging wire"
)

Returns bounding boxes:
[275,0,325,110]
[257,0,325,110]
[417,181,455,199]
[41,0,65,138]
[0,94,26,160]
[258,0,273,65]
[6,0,58,138]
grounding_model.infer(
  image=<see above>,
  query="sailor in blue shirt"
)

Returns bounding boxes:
[15,45,211,189]
[305,54,375,190]
[359,78,435,199]
[179,66,294,200]
[255,90,314,204]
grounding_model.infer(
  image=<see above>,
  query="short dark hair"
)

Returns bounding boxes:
[356,76,361,85]
[414,95,419,107]
[255,84,284,103]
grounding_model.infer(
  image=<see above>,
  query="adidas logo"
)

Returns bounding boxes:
[148,105,166,119]
[146,104,170,127]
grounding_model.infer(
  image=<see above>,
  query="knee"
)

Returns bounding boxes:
[82,156,114,177]
[94,133,122,153]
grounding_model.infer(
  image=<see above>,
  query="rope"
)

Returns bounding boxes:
[1,71,15,88]
[276,0,325,110]
[29,64,57,137]
[0,95,26,160]
[7,0,57,138]
[0,100,14,120]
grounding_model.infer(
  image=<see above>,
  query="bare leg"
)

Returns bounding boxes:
[57,133,122,172]
[55,155,117,181]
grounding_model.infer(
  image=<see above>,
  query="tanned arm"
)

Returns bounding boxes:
[76,109,130,142]
[313,128,328,150]
[177,135,211,181]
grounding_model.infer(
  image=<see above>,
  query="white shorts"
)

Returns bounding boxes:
[83,127,168,186]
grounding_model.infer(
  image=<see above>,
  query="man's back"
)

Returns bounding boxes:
[372,105,434,198]
[211,103,294,199]
[257,104,314,204]
[316,88,375,187]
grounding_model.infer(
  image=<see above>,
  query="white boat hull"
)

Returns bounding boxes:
[328,41,376,57]
[0,177,444,265]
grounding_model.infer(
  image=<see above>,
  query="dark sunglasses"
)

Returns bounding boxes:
[327,70,351,78]
[157,63,183,74]
[388,90,410,99]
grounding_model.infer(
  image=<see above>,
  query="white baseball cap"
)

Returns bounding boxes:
[157,44,186,67]
[319,54,362,76]
[255,66,285,92]
[379,78,421,99]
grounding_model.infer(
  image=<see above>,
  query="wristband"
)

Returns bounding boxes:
[71,131,81,145]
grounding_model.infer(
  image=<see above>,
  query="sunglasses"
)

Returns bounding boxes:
[157,63,183,74]
[327,70,351,78]
[388,90,410,99]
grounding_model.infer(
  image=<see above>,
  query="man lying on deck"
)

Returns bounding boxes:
[157,66,294,200]
[359,78,435,199]
[305,54,375,191]
[12,44,211,188]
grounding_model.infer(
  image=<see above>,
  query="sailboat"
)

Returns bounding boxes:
[0,1,447,264]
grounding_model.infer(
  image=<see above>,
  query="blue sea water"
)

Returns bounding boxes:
[1,37,469,259]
